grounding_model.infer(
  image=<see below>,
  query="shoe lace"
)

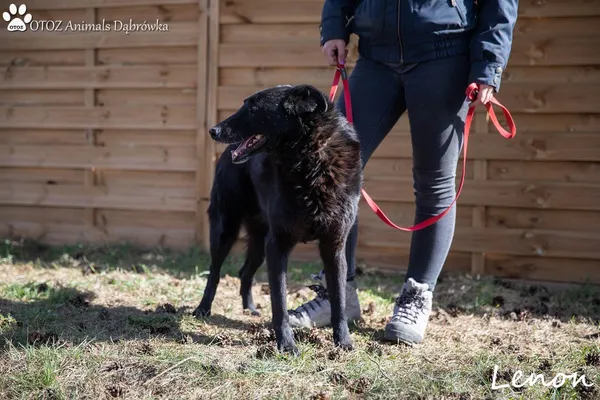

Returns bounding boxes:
[392,288,426,324]
[289,274,329,317]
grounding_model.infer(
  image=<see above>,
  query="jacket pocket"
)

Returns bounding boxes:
[411,0,467,35]
[351,0,386,38]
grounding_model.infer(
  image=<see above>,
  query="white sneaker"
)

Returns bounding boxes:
[288,271,361,328]
[384,278,433,344]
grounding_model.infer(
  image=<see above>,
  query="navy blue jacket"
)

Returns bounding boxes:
[320,0,519,91]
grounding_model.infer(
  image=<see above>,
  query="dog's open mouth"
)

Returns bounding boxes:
[231,134,267,164]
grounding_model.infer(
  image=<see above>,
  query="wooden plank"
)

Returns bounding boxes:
[487,113,600,133]
[0,129,86,145]
[96,89,196,106]
[96,130,195,148]
[0,106,196,130]
[97,4,198,22]
[0,145,197,171]
[360,226,600,260]
[0,167,84,185]
[218,39,600,68]
[21,9,88,22]
[98,209,194,230]
[517,0,600,18]
[221,23,318,43]
[218,43,357,68]
[487,207,600,233]
[362,177,600,211]
[486,254,600,285]
[219,65,600,88]
[0,220,196,249]
[99,170,195,187]
[498,82,600,113]
[488,160,600,183]
[98,47,197,65]
[0,183,196,212]
[0,51,85,66]
[0,65,197,89]
[0,22,197,50]
[202,0,220,250]
[509,36,600,66]
[513,17,600,37]
[219,78,600,113]
[12,0,197,10]
[84,8,98,232]
[0,90,84,106]
[219,18,600,44]
[0,205,85,224]
[371,132,600,162]
[220,1,322,24]
[196,0,209,246]
[216,1,600,23]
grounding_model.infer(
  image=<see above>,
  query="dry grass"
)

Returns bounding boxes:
[0,239,599,400]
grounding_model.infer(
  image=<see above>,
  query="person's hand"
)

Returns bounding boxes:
[469,84,495,107]
[322,39,348,66]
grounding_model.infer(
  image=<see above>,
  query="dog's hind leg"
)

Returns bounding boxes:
[319,236,353,350]
[238,220,267,316]
[193,213,242,318]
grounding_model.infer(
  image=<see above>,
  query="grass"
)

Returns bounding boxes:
[0,238,598,399]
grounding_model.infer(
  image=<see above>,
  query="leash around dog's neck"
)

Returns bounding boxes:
[329,62,517,232]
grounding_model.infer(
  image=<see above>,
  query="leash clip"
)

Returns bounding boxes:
[337,64,348,81]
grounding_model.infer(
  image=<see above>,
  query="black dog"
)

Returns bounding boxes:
[192,84,362,354]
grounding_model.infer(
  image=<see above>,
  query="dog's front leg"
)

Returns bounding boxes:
[319,236,353,350]
[265,233,298,355]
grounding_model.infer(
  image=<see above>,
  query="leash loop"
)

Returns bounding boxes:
[330,64,517,232]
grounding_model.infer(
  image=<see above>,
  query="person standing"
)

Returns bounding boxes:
[288,0,519,344]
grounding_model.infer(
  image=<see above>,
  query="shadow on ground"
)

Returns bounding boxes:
[0,284,257,351]
[1,237,599,348]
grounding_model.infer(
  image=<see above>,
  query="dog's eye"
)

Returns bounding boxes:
[244,99,257,111]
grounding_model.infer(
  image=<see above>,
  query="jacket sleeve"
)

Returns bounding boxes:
[468,0,519,92]
[319,0,357,46]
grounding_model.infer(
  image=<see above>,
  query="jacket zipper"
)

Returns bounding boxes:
[397,0,404,63]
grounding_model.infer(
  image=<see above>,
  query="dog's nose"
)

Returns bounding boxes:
[208,126,220,139]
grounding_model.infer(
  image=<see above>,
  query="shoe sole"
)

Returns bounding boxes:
[383,323,423,345]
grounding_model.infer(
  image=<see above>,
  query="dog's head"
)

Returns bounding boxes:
[208,84,331,164]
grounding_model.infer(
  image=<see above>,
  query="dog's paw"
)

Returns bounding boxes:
[277,341,299,356]
[334,339,354,351]
[192,307,211,318]
[242,307,262,317]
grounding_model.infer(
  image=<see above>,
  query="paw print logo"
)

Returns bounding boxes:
[3,4,33,32]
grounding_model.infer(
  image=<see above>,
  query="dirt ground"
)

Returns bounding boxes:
[0,239,598,399]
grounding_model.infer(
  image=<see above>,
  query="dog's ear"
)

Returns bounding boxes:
[283,84,328,116]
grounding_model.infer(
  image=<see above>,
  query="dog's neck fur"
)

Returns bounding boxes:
[271,113,362,222]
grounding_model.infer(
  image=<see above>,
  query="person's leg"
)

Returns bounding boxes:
[288,56,407,328]
[384,53,470,344]
[339,59,408,283]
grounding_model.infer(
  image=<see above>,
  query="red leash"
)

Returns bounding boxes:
[330,63,517,232]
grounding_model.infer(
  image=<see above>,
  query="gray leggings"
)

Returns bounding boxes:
[339,54,471,292]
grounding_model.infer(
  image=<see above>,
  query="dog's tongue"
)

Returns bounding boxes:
[232,134,263,160]
[234,136,255,154]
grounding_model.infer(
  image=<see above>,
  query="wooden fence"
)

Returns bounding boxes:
[1,0,599,285]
